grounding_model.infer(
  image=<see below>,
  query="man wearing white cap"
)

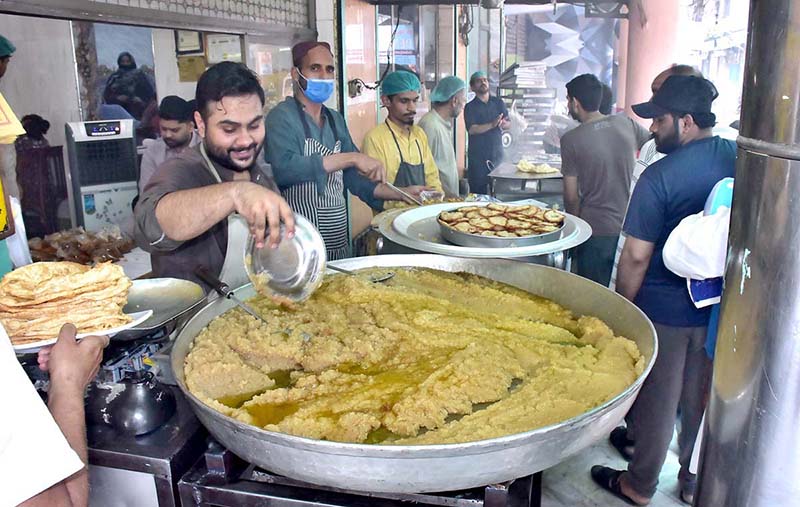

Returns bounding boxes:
[418,76,467,198]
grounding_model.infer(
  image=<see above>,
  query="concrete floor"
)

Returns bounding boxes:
[541,433,686,507]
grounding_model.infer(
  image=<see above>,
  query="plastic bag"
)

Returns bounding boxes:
[6,196,33,268]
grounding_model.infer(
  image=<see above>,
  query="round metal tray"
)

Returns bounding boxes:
[379,202,591,258]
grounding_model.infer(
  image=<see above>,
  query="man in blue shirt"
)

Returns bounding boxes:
[464,71,510,194]
[590,75,737,506]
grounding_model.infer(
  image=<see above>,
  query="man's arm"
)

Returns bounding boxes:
[419,133,443,192]
[616,236,655,301]
[138,145,159,193]
[21,325,109,507]
[632,118,651,150]
[468,122,499,135]
[563,176,580,216]
[464,104,501,135]
[154,180,294,249]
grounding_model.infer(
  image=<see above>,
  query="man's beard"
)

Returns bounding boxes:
[654,117,682,154]
[164,136,191,149]
[568,105,579,121]
[205,140,262,172]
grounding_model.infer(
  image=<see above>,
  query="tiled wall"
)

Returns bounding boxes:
[88,0,309,28]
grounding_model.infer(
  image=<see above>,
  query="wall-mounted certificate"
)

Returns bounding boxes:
[205,34,243,64]
[175,30,204,55]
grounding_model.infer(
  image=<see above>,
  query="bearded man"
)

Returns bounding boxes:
[138,95,200,192]
[134,62,294,292]
[591,75,736,506]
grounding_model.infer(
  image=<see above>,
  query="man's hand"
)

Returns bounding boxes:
[352,154,387,183]
[231,182,296,249]
[39,324,109,394]
[399,185,436,200]
[493,114,504,128]
[499,117,512,130]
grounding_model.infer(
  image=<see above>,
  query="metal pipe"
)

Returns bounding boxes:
[695,1,800,505]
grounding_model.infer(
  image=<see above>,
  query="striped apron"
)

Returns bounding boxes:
[282,100,350,260]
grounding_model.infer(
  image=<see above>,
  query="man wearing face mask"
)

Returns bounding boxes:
[134,62,294,293]
[418,76,467,198]
[266,41,413,260]
[591,75,736,506]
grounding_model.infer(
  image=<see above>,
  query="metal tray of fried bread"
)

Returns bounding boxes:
[437,202,565,248]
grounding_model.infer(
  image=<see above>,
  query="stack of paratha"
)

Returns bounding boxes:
[0,262,132,344]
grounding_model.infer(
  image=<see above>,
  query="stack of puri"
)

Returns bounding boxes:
[0,262,132,344]
[438,203,565,238]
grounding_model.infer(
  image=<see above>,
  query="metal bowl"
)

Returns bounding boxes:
[434,202,565,248]
[171,255,657,493]
[243,214,326,302]
[438,219,564,248]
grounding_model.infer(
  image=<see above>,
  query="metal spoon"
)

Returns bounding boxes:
[195,266,270,325]
[327,264,395,283]
[385,182,424,206]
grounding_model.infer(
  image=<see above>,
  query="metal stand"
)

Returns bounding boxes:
[179,440,543,507]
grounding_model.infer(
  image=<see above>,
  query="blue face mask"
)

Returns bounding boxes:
[297,69,334,104]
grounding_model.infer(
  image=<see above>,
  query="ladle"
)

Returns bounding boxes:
[326,264,395,283]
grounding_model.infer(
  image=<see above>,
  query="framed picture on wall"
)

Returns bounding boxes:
[175,30,204,55]
[206,34,243,64]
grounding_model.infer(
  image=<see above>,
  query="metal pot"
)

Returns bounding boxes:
[95,371,177,436]
[171,254,657,493]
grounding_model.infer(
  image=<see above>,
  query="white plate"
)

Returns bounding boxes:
[10,310,154,353]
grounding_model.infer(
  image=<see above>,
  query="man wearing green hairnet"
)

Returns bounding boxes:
[362,70,442,208]
[464,71,510,194]
[0,33,21,201]
[418,76,467,198]
[0,35,14,80]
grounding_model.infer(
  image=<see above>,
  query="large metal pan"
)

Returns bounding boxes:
[171,254,657,493]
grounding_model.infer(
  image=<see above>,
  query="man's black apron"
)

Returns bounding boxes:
[385,120,426,188]
[282,100,350,260]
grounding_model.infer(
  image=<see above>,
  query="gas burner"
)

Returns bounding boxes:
[179,440,542,507]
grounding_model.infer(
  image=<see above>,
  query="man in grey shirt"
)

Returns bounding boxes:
[561,74,649,286]
[134,62,294,291]
[418,76,467,198]
[138,95,200,193]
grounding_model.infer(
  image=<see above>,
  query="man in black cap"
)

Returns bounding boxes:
[590,75,737,505]
[138,95,200,192]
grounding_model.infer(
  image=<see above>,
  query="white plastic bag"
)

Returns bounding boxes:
[6,196,32,267]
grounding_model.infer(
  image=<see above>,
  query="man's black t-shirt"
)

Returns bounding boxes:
[464,95,508,166]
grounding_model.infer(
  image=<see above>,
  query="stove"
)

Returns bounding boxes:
[179,440,542,507]
[87,383,206,507]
